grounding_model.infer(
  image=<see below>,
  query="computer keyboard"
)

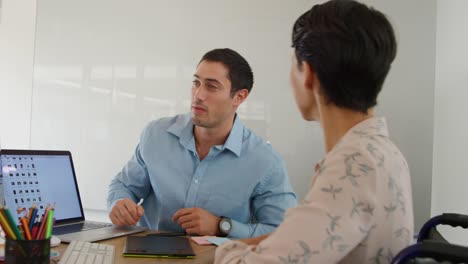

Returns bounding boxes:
[59,240,115,264]
[53,221,113,235]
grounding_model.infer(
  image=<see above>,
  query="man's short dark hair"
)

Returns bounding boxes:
[292,0,397,113]
[200,48,254,96]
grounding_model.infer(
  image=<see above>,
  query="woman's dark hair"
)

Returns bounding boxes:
[292,0,397,113]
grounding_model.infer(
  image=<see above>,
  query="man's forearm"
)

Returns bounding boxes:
[229,220,275,238]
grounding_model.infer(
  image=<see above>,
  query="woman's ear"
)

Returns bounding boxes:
[302,61,317,92]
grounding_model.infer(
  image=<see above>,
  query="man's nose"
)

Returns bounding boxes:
[193,85,207,101]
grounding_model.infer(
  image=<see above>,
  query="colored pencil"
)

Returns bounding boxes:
[4,206,23,240]
[0,207,16,239]
[20,216,32,240]
[45,209,55,239]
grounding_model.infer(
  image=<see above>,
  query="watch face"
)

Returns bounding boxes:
[221,220,231,231]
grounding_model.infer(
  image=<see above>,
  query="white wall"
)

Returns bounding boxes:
[432,0,468,245]
[30,0,317,219]
[0,0,36,148]
[1,0,437,230]
[364,0,436,231]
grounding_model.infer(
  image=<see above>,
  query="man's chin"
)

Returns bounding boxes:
[192,117,215,129]
[191,116,204,126]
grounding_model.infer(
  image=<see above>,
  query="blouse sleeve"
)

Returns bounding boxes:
[215,145,378,263]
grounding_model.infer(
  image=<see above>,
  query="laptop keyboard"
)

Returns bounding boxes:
[53,222,113,235]
[59,240,115,264]
[81,222,113,231]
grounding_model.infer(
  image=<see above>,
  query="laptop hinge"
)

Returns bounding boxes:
[56,220,85,227]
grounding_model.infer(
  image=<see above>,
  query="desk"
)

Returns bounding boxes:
[55,232,216,263]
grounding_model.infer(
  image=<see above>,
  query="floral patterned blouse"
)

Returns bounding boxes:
[215,117,414,264]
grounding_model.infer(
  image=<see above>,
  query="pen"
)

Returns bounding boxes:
[137,198,151,229]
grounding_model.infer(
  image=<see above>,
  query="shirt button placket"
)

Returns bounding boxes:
[185,162,204,208]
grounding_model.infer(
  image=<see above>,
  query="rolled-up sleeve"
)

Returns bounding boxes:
[229,159,297,238]
[107,127,152,210]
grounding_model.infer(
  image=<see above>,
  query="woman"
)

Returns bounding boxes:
[215,0,414,263]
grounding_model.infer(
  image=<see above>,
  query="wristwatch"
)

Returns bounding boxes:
[218,216,232,237]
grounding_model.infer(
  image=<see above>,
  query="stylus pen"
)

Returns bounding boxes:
[137,198,151,229]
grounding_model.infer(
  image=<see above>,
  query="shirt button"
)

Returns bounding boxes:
[194,179,199,184]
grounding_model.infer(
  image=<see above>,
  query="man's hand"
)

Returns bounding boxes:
[172,207,220,236]
[109,198,144,226]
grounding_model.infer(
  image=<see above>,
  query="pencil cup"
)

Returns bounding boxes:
[5,237,51,264]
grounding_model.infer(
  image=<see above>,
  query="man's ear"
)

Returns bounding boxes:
[232,89,249,107]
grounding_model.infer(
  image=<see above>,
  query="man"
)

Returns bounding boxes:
[215,0,414,263]
[107,48,297,238]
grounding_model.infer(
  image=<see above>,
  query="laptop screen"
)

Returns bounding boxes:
[0,150,85,225]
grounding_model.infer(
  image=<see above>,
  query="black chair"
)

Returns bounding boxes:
[392,241,468,264]
[392,213,468,264]
[418,214,468,243]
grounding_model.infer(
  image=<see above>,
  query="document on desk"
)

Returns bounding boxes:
[191,236,216,245]
[206,237,230,246]
[123,235,196,259]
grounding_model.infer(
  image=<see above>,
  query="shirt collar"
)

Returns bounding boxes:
[166,113,196,153]
[314,116,389,174]
[335,116,389,150]
[220,114,243,157]
[346,116,389,139]
[166,113,244,157]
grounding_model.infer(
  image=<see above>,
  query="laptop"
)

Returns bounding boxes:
[0,149,147,243]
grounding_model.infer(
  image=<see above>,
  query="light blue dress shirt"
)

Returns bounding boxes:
[107,113,297,238]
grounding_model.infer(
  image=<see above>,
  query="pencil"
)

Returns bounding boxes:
[45,209,55,239]
[4,206,23,240]
[31,224,39,239]
[29,207,38,231]
[27,204,36,225]
[20,216,32,240]
[0,206,16,239]
[36,205,50,240]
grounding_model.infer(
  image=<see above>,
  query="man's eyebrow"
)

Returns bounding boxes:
[193,74,222,85]
[205,78,222,85]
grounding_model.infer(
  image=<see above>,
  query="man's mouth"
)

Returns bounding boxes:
[192,105,207,113]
